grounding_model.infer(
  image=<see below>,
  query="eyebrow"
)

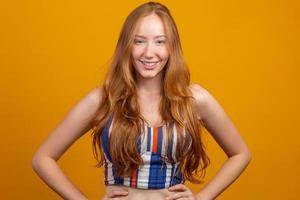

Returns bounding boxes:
[135,35,167,39]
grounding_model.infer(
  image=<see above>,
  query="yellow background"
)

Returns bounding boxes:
[0,0,299,199]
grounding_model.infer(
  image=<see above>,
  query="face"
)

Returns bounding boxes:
[131,13,169,80]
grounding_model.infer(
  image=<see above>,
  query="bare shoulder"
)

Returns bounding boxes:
[72,85,104,124]
[70,86,103,118]
[188,83,212,120]
[189,83,229,123]
[189,83,209,102]
[83,85,103,108]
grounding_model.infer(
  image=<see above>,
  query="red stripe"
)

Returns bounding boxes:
[152,127,158,153]
[131,168,137,188]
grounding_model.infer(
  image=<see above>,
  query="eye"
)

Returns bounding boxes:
[155,40,166,45]
[134,39,145,45]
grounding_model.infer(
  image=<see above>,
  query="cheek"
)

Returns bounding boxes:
[159,48,169,60]
[132,47,143,59]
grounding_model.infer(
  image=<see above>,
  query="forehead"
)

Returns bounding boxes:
[135,13,166,38]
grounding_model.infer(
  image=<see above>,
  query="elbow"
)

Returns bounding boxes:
[31,153,41,171]
[228,146,252,163]
[32,152,57,171]
[244,149,252,165]
[230,149,252,165]
[31,152,47,171]
[239,144,252,165]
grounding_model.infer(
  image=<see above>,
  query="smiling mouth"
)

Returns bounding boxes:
[139,60,161,67]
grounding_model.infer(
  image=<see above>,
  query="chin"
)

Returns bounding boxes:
[139,72,159,79]
[135,68,162,79]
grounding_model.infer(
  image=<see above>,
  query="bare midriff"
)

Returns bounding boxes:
[105,185,174,200]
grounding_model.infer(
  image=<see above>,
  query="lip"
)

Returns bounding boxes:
[139,60,160,63]
[139,60,161,69]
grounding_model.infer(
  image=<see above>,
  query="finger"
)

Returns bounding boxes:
[168,184,187,192]
[165,192,188,200]
[173,198,189,200]
[102,198,121,200]
[106,190,129,198]
[102,195,121,200]
[102,197,122,200]
[107,191,128,198]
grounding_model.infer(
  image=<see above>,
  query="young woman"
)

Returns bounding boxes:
[32,2,251,200]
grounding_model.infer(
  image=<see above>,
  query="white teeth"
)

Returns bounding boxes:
[144,62,156,66]
[140,60,160,67]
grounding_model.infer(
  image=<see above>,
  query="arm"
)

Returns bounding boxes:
[32,86,102,200]
[190,84,252,200]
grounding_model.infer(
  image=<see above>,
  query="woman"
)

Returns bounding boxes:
[32,2,251,200]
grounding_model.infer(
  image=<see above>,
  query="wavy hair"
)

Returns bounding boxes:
[89,1,210,183]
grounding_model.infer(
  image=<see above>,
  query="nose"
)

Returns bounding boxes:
[144,42,154,59]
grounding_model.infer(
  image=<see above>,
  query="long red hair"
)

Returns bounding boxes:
[89,1,210,183]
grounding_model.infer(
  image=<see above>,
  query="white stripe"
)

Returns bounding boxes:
[161,126,169,188]
[108,116,114,136]
[165,162,173,188]
[136,151,151,189]
[123,177,130,187]
[163,124,176,188]
[106,161,115,184]
[106,117,117,184]
[150,127,153,151]
[172,125,178,162]
[140,124,147,154]
[104,119,182,188]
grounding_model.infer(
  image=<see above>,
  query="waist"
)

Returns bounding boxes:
[105,185,174,200]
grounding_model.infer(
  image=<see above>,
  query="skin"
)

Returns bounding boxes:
[131,13,168,126]
[32,13,251,200]
[131,13,169,83]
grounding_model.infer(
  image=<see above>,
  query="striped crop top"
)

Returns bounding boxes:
[100,115,185,189]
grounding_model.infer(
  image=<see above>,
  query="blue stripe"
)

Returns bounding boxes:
[148,154,167,189]
[148,127,167,189]
[135,131,142,188]
[168,125,175,186]
[170,163,175,186]
[167,126,174,162]
[100,114,124,185]
[158,126,166,187]
[157,127,163,155]
[170,164,183,186]
[100,114,114,162]
[169,124,183,186]
[113,173,124,185]
[102,118,182,188]
[137,130,142,154]
[146,127,151,151]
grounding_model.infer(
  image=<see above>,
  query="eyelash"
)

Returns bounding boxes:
[134,40,145,44]
[134,40,166,45]
[156,40,165,44]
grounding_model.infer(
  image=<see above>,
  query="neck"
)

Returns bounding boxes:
[136,74,163,96]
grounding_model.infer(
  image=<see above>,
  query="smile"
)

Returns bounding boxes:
[139,60,160,67]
